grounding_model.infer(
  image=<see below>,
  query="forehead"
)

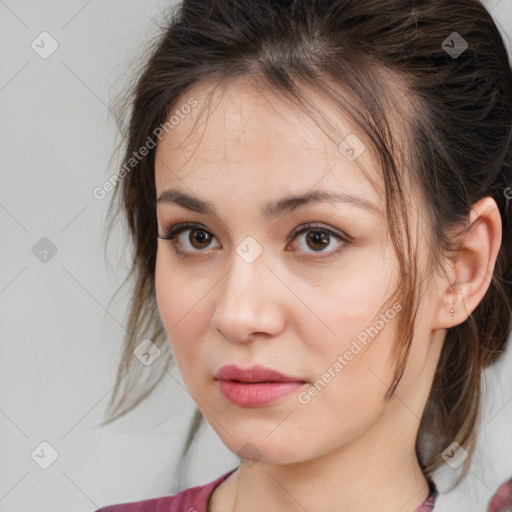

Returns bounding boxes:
[154,78,383,207]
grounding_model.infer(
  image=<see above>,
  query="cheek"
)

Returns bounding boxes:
[291,327,396,456]
[154,249,211,380]
[304,253,399,370]
[318,291,402,397]
[294,277,401,433]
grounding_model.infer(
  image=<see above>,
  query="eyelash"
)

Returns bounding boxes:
[157,222,350,260]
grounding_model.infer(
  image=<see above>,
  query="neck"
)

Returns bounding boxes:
[212,416,432,512]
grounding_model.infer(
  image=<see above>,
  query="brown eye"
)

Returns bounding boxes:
[304,230,331,252]
[290,224,346,258]
[187,228,213,249]
[158,222,348,260]
[158,223,221,253]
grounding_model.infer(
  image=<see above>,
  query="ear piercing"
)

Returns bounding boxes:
[449,279,459,321]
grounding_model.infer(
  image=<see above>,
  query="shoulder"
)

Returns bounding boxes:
[488,476,512,512]
[92,468,238,512]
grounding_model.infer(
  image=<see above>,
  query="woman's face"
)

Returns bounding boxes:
[154,79,441,465]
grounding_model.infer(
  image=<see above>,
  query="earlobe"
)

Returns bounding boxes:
[433,196,502,330]
[433,278,462,330]
[448,279,458,321]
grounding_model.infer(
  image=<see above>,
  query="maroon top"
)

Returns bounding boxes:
[94,468,438,512]
[488,477,512,512]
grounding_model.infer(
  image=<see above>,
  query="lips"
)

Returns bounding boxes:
[214,364,306,383]
[214,365,307,407]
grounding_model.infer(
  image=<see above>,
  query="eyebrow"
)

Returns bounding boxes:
[156,188,380,220]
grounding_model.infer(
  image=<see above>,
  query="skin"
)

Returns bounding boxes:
[153,77,502,512]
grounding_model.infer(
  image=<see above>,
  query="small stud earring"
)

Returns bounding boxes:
[449,279,458,321]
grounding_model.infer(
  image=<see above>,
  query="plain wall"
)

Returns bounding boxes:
[0,1,510,511]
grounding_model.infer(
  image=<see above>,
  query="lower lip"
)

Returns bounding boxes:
[217,380,306,407]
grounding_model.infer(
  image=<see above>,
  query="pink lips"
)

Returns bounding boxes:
[214,364,307,407]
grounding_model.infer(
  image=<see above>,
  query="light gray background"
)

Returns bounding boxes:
[0,1,511,511]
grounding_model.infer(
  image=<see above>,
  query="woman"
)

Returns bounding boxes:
[94,0,512,510]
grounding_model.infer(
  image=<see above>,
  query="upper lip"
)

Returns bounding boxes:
[214,364,306,383]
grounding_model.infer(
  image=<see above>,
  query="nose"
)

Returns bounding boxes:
[210,245,287,343]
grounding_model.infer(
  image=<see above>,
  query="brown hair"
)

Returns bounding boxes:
[101,0,512,490]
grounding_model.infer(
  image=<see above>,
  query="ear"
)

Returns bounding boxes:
[433,196,502,329]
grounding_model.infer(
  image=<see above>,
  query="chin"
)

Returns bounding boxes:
[214,426,316,466]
